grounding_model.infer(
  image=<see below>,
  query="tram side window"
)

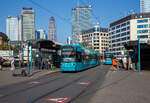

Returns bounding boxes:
[76,52,82,62]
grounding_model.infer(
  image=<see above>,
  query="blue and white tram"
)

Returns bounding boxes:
[60,45,100,72]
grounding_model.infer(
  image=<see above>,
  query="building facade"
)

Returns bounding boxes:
[109,13,150,57]
[0,32,9,46]
[81,25,109,56]
[140,0,150,13]
[6,16,21,41]
[48,16,56,42]
[35,29,46,40]
[21,8,35,41]
[72,5,92,44]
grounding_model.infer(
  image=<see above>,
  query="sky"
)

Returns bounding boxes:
[0,0,140,43]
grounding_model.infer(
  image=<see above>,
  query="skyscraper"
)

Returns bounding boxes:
[140,0,150,13]
[21,8,35,41]
[6,16,21,41]
[72,5,92,44]
[48,16,56,42]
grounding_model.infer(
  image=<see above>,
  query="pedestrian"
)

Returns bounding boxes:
[0,57,3,71]
[112,57,119,70]
[122,56,127,70]
[131,53,136,71]
[119,57,123,69]
[11,57,16,74]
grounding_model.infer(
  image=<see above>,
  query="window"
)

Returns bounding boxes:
[127,21,130,25]
[121,28,126,32]
[116,29,120,33]
[112,27,115,30]
[137,19,148,23]
[93,37,99,39]
[137,35,148,38]
[121,37,126,41]
[127,26,130,30]
[94,40,99,42]
[116,39,120,42]
[94,33,99,35]
[112,35,115,39]
[116,25,120,29]
[127,36,130,40]
[137,24,148,28]
[121,23,126,27]
[127,31,130,35]
[137,30,148,33]
[116,34,120,37]
[121,32,127,36]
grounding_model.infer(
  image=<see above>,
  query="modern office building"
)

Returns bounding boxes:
[35,29,46,40]
[6,16,21,41]
[109,12,150,57]
[140,0,150,13]
[21,8,35,41]
[67,36,72,44]
[81,25,109,56]
[48,16,56,42]
[72,5,92,44]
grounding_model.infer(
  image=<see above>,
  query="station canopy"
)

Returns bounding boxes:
[27,39,62,50]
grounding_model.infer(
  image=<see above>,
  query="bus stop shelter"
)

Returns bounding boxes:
[124,40,150,70]
[28,39,62,68]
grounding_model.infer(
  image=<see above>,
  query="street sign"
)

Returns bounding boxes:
[76,82,91,86]
[45,97,70,103]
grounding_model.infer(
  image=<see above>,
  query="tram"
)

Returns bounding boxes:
[104,52,114,65]
[60,45,100,72]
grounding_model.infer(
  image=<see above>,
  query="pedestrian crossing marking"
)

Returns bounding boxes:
[45,97,70,103]
[76,82,91,86]
[27,81,40,84]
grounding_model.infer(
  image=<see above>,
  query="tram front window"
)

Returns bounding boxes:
[61,47,76,62]
[104,53,113,60]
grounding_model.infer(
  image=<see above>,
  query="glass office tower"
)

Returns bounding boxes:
[72,5,92,44]
[6,16,21,41]
[21,8,35,41]
[140,0,150,13]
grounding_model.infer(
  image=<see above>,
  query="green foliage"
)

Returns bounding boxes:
[79,42,87,47]
[2,62,11,67]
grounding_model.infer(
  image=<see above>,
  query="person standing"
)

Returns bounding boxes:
[0,57,3,71]
[122,56,127,70]
[11,57,16,74]
[112,57,119,70]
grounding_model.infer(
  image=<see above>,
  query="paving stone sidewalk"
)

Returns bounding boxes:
[0,67,60,87]
[89,69,150,103]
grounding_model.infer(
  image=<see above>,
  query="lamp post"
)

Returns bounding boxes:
[138,36,141,72]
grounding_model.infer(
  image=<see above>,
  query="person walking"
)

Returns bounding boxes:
[122,56,127,70]
[11,57,16,75]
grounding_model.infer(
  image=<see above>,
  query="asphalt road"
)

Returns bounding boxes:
[0,65,111,103]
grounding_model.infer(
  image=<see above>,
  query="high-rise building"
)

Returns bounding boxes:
[21,8,35,41]
[48,16,56,42]
[109,13,150,57]
[81,25,109,55]
[6,16,21,41]
[72,5,92,44]
[140,0,150,13]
